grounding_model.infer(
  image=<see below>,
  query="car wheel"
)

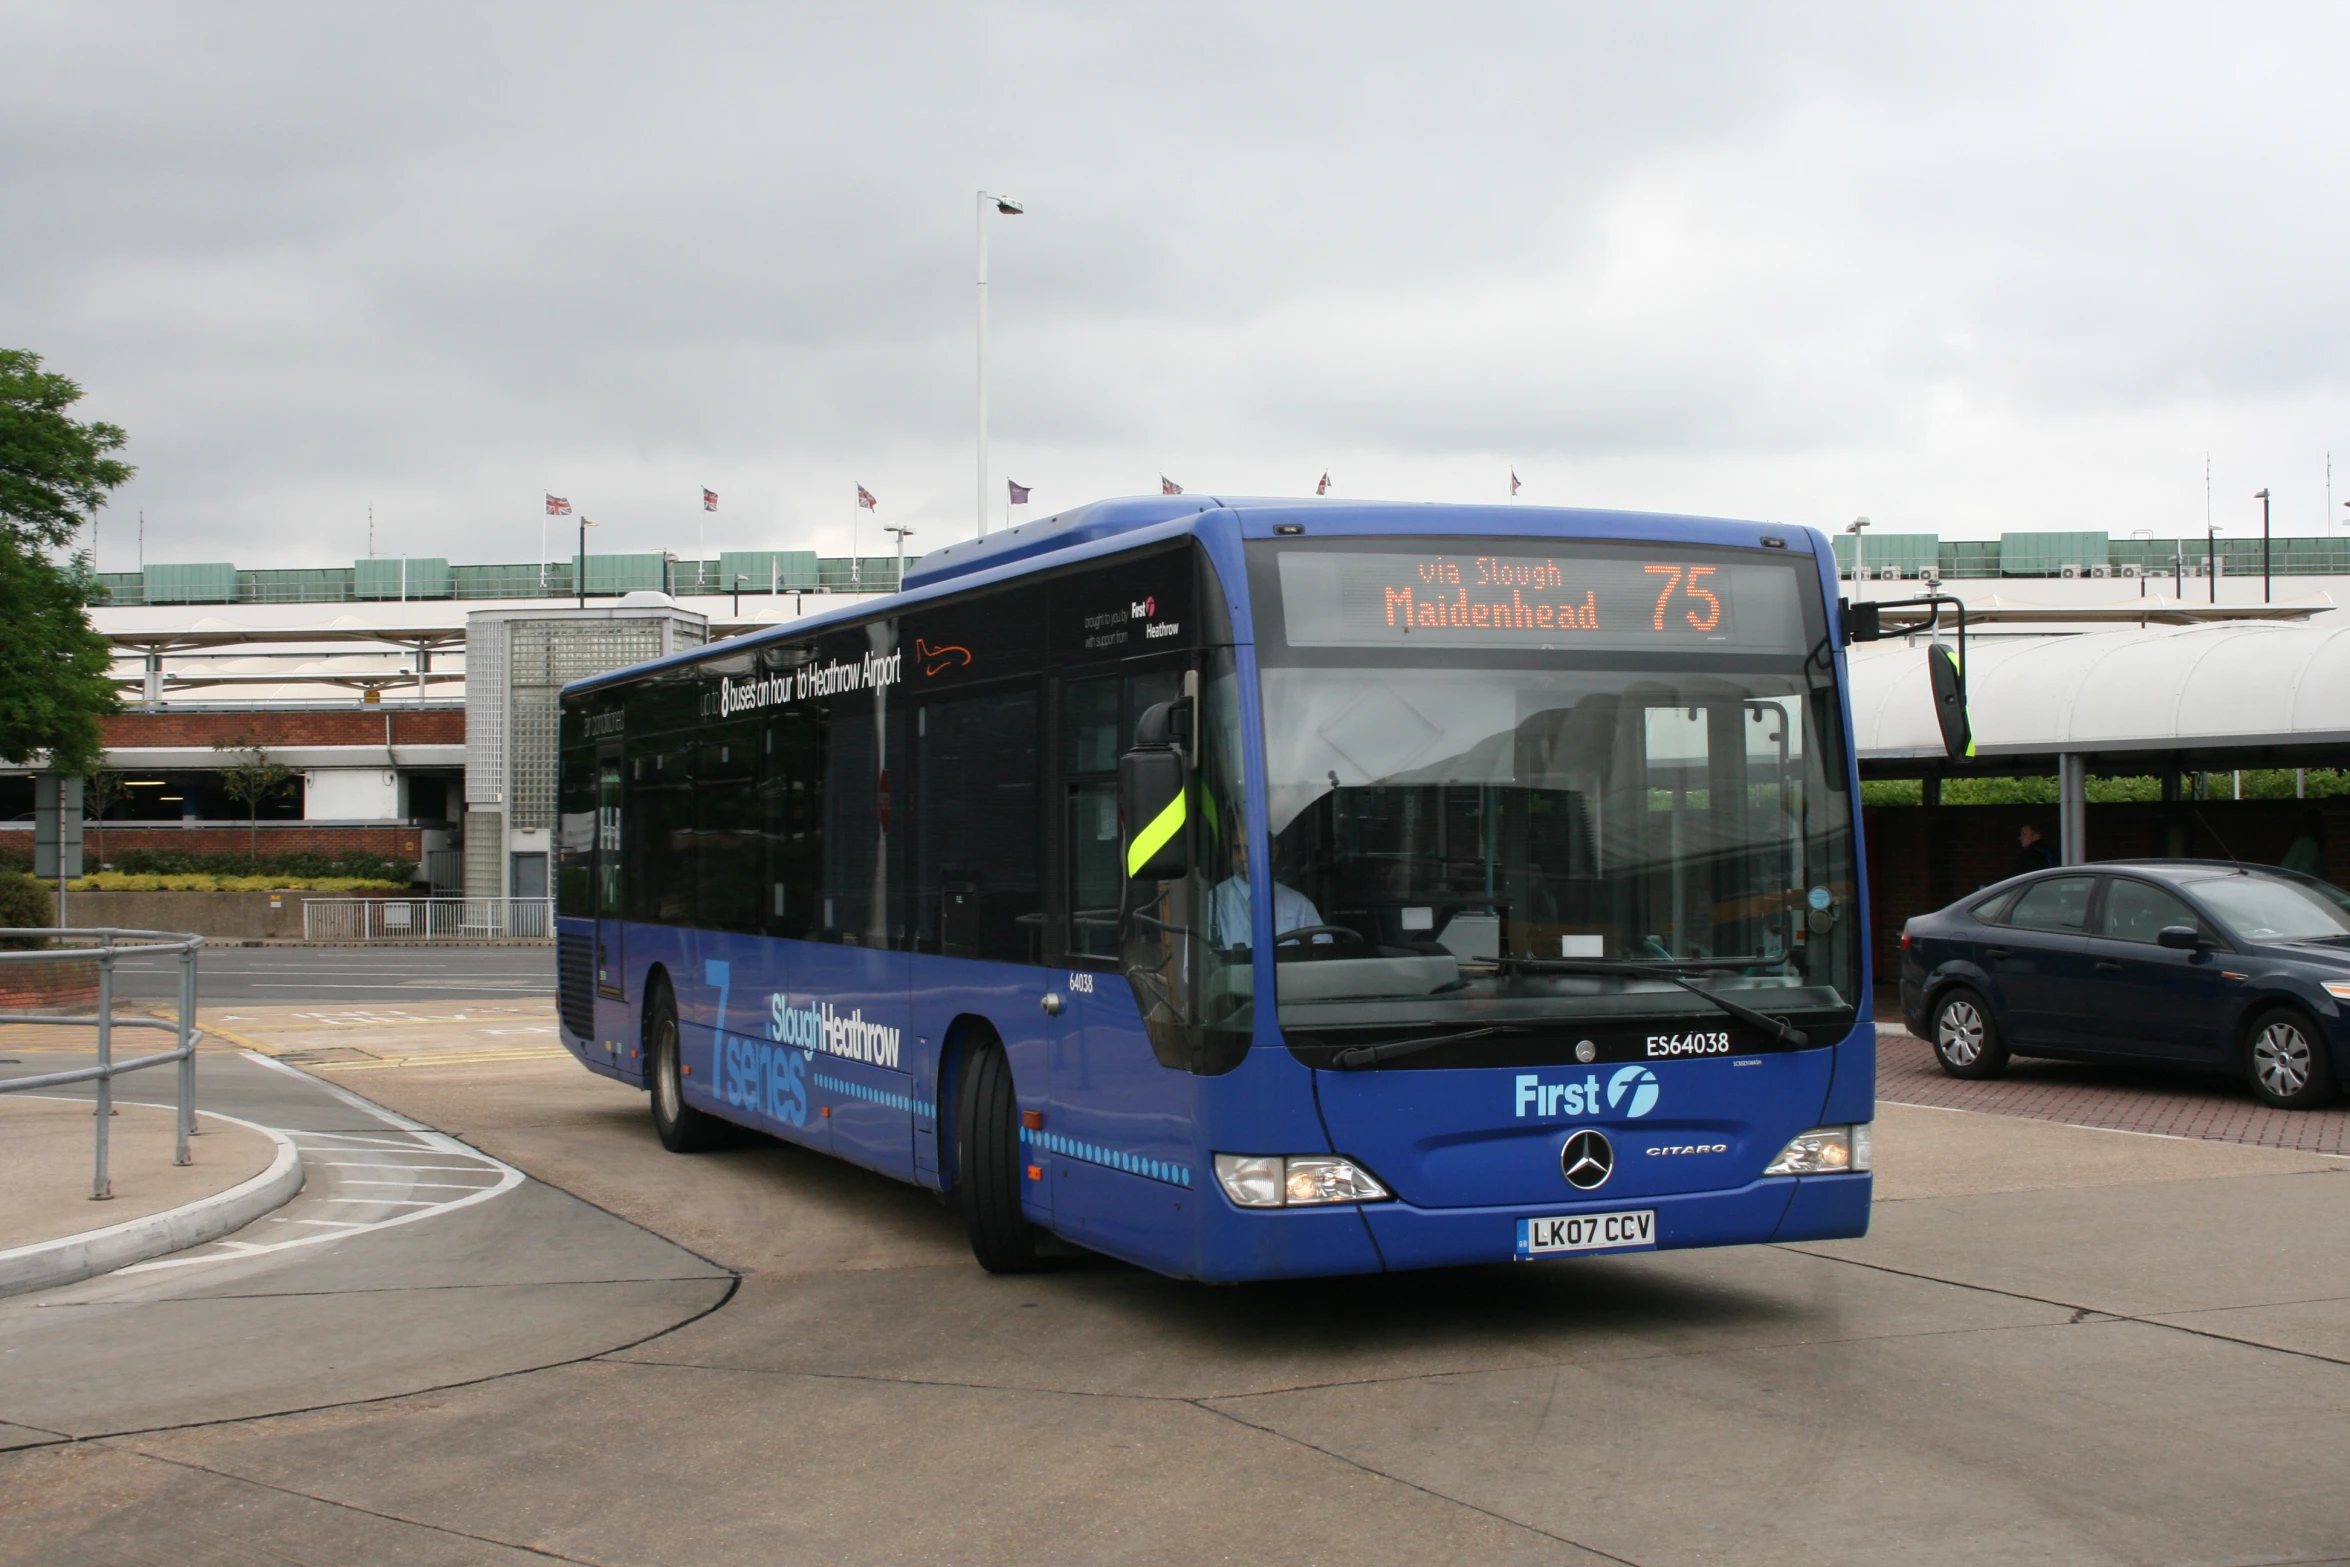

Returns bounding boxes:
[2244,1007,2338,1110]
[649,981,727,1152]
[955,1038,1042,1273]
[1931,986,2009,1079]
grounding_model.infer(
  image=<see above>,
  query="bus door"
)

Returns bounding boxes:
[1050,663,1204,1270]
[594,750,626,1004]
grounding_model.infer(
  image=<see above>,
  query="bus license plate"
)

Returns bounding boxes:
[1517,1209,1656,1259]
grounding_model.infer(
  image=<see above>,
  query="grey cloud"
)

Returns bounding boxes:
[7,2,2350,562]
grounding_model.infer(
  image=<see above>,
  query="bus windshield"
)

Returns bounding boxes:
[1245,537,1858,1061]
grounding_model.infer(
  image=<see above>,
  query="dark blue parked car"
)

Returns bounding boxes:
[1900,860,2350,1109]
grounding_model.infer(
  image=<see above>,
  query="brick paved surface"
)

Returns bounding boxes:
[1876,1023,2350,1155]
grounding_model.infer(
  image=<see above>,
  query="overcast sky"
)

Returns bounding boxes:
[9,3,2350,571]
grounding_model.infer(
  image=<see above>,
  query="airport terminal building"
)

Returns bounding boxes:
[4,525,2349,934]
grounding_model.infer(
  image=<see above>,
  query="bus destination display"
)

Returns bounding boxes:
[1275,548,1803,652]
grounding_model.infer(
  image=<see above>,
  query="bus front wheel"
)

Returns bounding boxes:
[649,982,726,1153]
[955,1040,1042,1273]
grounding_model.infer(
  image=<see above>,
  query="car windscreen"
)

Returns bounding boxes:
[2187,874,2350,942]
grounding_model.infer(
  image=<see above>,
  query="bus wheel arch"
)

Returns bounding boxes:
[950,1022,1043,1273]
[933,1012,1002,1195]
[644,965,725,1152]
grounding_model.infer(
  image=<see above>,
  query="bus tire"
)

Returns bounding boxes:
[648,980,726,1153]
[955,1039,1042,1273]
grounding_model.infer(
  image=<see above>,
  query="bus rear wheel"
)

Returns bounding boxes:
[649,982,726,1153]
[956,1039,1042,1273]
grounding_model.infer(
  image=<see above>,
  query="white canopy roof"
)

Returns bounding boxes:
[1849,619,2350,760]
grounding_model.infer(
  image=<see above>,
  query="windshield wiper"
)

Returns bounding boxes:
[1496,957,1810,1047]
[1329,1024,1532,1071]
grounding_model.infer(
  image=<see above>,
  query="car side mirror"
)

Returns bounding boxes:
[2156,925,2203,951]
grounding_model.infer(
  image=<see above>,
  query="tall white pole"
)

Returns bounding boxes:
[976,189,990,540]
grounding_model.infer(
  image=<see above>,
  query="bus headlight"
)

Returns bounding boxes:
[1214,1153,1390,1207]
[1763,1124,1872,1176]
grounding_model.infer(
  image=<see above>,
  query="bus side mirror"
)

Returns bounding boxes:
[1926,642,1971,760]
[1843,599,1882,643]
[1121,700,1190,881]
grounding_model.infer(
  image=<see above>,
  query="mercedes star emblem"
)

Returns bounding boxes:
[1561,1129,1614,1190]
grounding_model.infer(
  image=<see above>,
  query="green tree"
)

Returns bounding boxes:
[1,349,134,551]
[0,349,132,774]
[212,732,298,865]
[82,758,129,867]
[0,534,119,773]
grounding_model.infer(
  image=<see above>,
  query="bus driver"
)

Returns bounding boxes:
[1208,837,1330,950]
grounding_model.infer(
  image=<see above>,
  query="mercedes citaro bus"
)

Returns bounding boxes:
[554,497,1874,1280]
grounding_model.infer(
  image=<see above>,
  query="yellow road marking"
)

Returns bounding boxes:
[199,1022,285,1057]
[310,1047,572,1072]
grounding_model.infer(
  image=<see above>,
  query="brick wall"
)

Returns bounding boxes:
[1862,799,2350,976]
[100,707,464,748]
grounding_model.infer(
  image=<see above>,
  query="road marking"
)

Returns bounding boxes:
[286,1132,422,1147]
[320,1198,442,1207]
[197,1022,284,1057]
[310,1047,570,1072]
[115,1052,530,1276]
[337,1180,497,1189]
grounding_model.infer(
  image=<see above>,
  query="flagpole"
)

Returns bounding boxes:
[977,190,988,540]
[976,192,1025,541]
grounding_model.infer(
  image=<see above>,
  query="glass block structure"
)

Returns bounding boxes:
[464,602,708,900]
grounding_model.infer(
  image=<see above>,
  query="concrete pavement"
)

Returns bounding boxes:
[3,991,2348,1564]
[0,1096,274,1253]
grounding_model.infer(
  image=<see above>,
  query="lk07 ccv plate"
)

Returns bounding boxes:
[1516,1209,1657,1259]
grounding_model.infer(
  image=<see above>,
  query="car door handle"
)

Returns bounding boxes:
[2095,960,2124,971]
[1984,947,2011,960]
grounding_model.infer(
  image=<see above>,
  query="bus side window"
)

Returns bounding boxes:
[914,681,1041,962]
[694,719,761,934]
[625,741,694,925]
[556,744,596,918]
[1063,669,1180,965]
[764,687,824,940]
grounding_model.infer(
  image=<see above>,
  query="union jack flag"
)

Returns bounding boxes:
[1160,475,1183,495]
[545,494,571,515]
[857,485,877,511]
[703,488,718,512]
[1509,469,1521,497]
[1316,472,1331,496]
[1007,479,1031,505]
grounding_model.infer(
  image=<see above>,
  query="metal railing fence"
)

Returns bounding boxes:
[0,928,204,1201]
[303,897,555,943]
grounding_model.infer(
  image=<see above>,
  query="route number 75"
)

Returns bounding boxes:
[1645,565,1722,632]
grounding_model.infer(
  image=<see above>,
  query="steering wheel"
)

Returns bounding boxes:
[1272,923,1373,951]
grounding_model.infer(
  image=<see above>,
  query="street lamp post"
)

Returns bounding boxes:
[2130,527,2153,599]
[1844,516,1871,585]
[577,517,596,609]
[2255,487,2271,603]
[2207,520,2220,604]
[884,525,915,589]
[976,191,1024,540]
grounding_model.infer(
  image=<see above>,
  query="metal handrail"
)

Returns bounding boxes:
[301,896,553,942]
[0,928,204,1201]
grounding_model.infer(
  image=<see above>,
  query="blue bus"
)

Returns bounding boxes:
[554,497,1873,1280]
